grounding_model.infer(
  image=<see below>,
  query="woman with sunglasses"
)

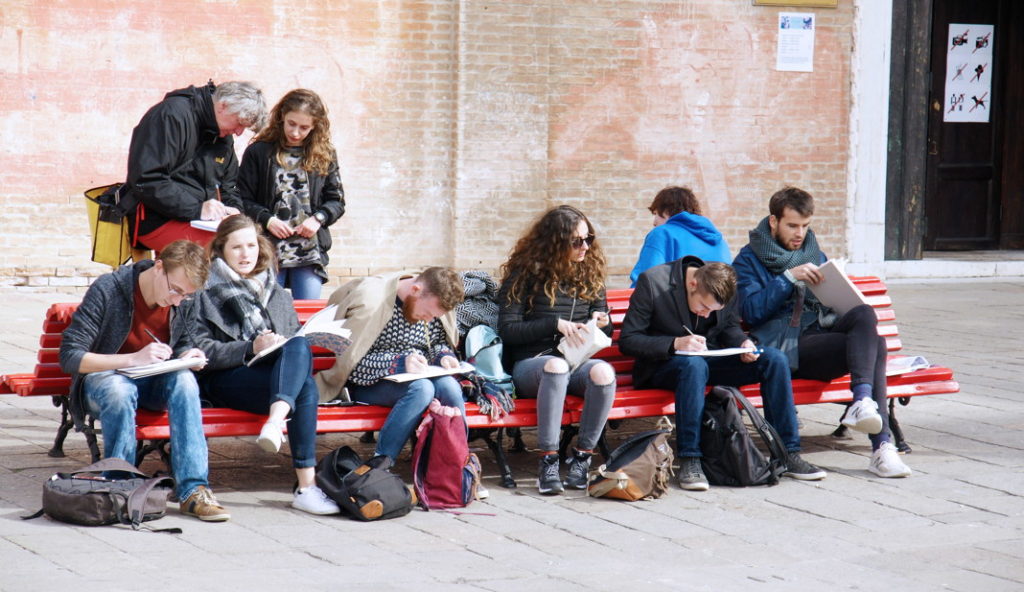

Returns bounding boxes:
[189,215,339,515]
[497,205,615,494]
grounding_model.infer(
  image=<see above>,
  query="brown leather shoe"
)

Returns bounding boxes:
[179,486,231,522]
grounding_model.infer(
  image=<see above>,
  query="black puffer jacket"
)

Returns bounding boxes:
[497,274,611,368]
[125,82,243,241]
[237,141,346,270]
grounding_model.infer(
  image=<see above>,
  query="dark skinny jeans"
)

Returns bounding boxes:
[200,337,320,468]
[796,304,891,443]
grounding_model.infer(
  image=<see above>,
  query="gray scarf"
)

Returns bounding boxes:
[748,216,825,310]
[204,258,274,340]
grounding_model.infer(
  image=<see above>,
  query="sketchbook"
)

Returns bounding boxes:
[247,304,352,366]
[557,318,612,371]
[806,259,868,316]
[675,346,758,357]
[189,219,220,233]
[885,355,931,376]
[117,357,205,379]
[383,361,475,383]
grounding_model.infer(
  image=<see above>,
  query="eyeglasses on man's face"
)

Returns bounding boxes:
[164,268,194,302]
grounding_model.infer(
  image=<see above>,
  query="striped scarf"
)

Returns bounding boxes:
[204,258,274,340]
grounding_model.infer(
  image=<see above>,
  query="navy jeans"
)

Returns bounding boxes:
[348,375,465,460]
[200,337,320,468]
[84,368,209,501]
[277,266,324,300]
[648,347,801,457]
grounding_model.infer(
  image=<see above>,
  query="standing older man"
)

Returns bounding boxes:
[123,80,268,252]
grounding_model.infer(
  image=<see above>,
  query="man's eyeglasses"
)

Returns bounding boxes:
[164,268,193,301]
[570,234,595,249]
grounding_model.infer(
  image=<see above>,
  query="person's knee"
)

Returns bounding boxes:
[758,347,788,368]
[165,371,201,400]
[589,361,615,386]
[544,357,570,374]
[404,380,436,407]
[851,304,878,327]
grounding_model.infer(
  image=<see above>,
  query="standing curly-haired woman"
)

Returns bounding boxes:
[497,205,616,494]
[238,89,345,300]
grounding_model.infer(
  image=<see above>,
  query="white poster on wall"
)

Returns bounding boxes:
[776,12,815,72]
[944,23,994,123]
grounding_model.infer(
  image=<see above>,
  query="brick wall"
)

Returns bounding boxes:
[0,0,853,292]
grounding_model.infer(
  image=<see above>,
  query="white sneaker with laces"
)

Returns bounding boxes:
[869,441,912,478]
[292,485,341,515]
[842,398,883,435]
[257,419,287,453]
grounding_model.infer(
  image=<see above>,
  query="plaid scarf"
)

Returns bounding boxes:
[204,258,274,340]
[747,216,824,310]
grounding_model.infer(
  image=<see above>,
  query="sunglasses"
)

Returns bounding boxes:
[570,234,596,249]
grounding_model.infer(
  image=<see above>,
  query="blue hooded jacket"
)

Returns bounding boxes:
[629,211,731,287]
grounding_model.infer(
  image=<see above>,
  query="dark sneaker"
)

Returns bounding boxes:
[179,485,231,522]
[677,457,709,491]
[783,453,827,481]
[537,453,564,495]
[563,449,592,490]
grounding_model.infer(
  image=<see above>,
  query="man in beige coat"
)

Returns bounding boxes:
[315,267,465,462]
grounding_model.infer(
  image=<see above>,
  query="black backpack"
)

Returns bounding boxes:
[700,386,788,487]
[22,457,178,532]
[315,446,416,521]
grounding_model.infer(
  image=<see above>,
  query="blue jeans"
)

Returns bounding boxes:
[277,266,324,300]
[83,369,208,500]
[649,347,800,457]
[199,337,319,468]
[348,376,465,460]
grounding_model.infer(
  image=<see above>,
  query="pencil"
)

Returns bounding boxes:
[143,329,163,344]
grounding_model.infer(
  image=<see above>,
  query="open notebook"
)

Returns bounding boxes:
[247,304,352,366]
[557,318,612,371]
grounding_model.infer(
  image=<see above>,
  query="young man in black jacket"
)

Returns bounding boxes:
[619,256,826,491]
[59,241,229,521]
[125,80,268,252]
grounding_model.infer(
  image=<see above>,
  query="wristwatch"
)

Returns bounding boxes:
[313,211,327,224]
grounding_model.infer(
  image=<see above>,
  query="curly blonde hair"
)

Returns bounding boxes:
[500,205,606,309]
[253,89,335,176]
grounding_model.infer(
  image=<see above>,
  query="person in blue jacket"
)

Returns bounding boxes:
[629,186,731,287]
[732,187,912,479]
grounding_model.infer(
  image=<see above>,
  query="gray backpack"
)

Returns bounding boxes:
[22,458,178,532]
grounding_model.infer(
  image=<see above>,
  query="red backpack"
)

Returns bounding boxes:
[411,399,482,509]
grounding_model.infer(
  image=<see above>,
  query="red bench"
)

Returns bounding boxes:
[1,277,958,488]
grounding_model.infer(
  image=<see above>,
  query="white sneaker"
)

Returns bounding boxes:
[476,484,490,500]
[292,485,341,515]
[869,441,912,478]
[257,419,287,453]
[842,398,883,435]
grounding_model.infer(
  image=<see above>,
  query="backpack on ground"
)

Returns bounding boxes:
[700,386,788,487]
[316,446,416,521]
[412,399,482,510]
[22,457,177,531]
[587,428,674,501]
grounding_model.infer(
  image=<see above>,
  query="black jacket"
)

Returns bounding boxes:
[125,82,243,242]
[237,141,346,268]
[497,274,611,368]
[618,256,748,388]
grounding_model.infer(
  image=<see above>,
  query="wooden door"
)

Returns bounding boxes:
[924,0,1004,250]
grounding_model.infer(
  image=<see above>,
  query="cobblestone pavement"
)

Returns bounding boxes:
[1,281,1022,591]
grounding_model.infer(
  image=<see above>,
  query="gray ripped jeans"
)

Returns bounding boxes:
[512,355,616,453]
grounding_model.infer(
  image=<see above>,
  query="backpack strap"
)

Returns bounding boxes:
[124,475,176,530]
[586,464,630,498]
[721,386,789,481]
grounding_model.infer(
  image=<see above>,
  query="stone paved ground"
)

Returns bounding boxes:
[0,281,1022,591]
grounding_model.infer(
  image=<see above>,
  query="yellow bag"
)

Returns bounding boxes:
[85,184,132,268]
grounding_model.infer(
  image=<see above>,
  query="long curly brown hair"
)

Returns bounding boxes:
[252,89,335,176]
[500,205,606,308]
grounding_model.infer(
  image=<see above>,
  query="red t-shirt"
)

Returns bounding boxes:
[118,280,171,354]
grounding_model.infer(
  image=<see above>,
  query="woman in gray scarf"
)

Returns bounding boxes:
[191,215,340,515]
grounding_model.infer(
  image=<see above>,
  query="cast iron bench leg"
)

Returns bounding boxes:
[889,399,912,453]
[47,396,73,458]
[477,427,516,488]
